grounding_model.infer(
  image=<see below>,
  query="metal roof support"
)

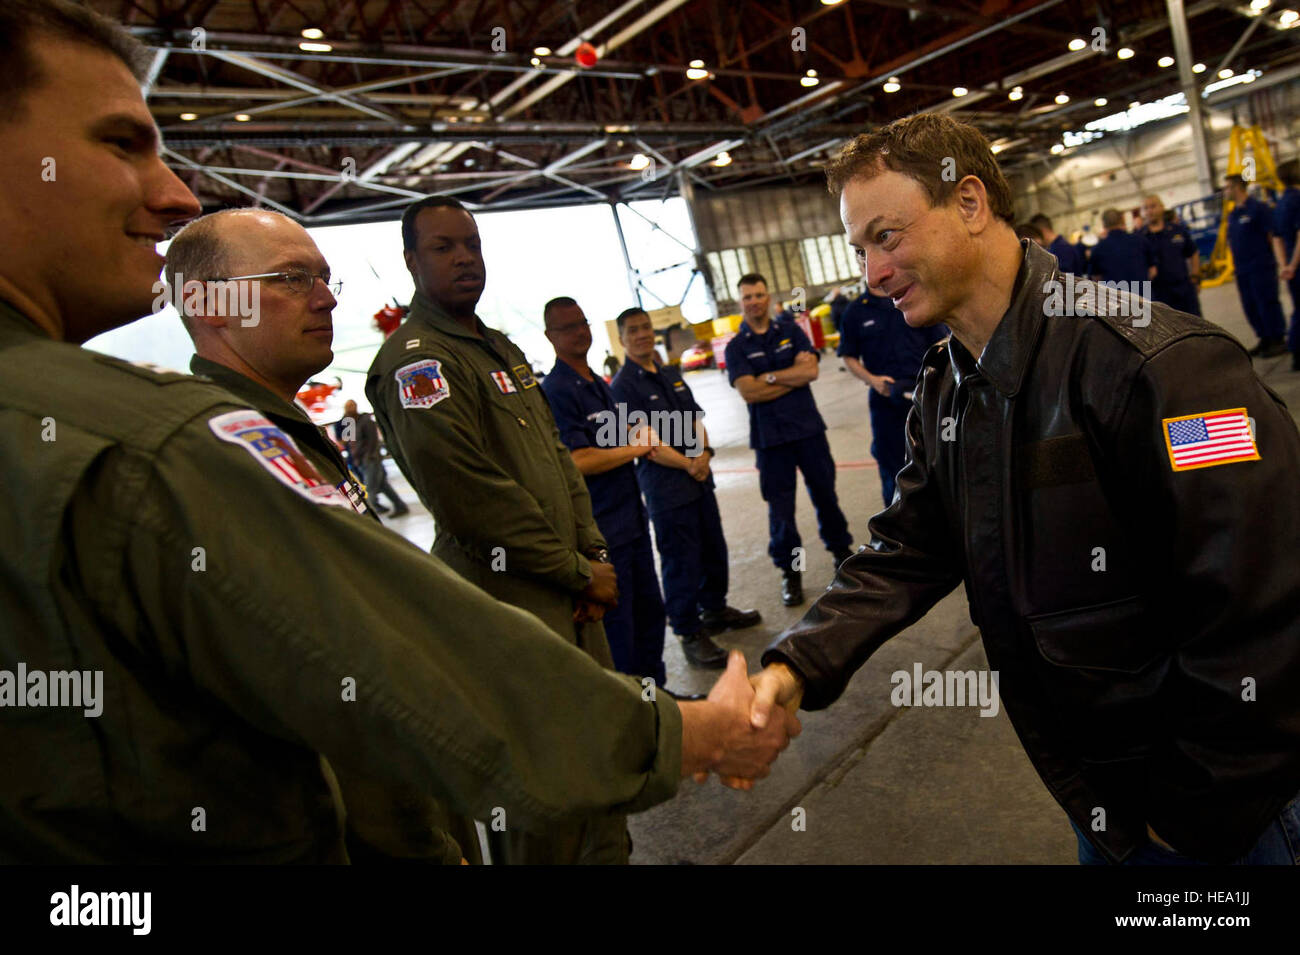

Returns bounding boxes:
[1167,0,1215,194]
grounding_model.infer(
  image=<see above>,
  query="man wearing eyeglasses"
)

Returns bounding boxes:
[164,209,375,518]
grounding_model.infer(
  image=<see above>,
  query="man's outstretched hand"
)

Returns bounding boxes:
[678,652,801,790]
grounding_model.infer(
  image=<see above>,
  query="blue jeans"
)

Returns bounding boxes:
[1071,790,1300,865]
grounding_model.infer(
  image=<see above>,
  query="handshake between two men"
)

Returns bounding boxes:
[677,653,807,789]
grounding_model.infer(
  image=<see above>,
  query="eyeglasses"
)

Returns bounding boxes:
[215,268,342,296]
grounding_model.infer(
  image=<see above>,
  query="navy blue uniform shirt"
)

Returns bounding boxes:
[609,359,710,516]
[541,359,646,548]
[1088,230,1149,285]
[1274,187,1300,262]
[1228,196,1277,271]
[1048,234,1085,274]
[1142,222,1197,285]
[837,291,946,397]
[724,318,825,450]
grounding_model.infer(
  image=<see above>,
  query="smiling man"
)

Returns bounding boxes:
[749,112,1300,866]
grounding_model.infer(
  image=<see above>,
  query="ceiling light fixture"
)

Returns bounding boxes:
[1117,47,1135,59]
[883,76,901,93]
[1068,38,1087,51]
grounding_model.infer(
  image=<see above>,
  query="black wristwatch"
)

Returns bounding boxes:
[585,546,610,564]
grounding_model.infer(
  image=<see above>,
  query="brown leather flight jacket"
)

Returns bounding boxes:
[766,241,1300,863]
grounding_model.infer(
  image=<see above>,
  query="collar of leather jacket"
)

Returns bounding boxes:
[949,239,1051,400]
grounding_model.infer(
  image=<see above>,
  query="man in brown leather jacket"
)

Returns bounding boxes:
[750,113,1300,865]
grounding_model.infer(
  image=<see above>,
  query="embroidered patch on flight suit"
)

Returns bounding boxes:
[209,410,352,507]
[490,370,518,394]
[395,358,450,409]
[511,364,537,389]
[1162,407,1259,472]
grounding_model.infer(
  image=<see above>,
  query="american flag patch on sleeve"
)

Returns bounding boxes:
[1162,407,1259,472]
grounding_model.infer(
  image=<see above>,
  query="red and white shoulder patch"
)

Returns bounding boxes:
[209,410,352,507]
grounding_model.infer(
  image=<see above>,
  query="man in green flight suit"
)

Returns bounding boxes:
[165,207,478,864]
[0,0,799,864]
[367,196,636,863]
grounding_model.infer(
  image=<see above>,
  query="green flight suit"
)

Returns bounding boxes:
[188,354,473,865]
[366,293,628,864]
[0,300,681,863]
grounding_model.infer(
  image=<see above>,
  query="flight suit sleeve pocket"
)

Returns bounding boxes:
[1027,595,1160,673]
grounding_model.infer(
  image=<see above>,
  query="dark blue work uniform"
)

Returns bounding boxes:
[1141,221,1202,316]
[1227,196,1286,343]
[1088,229,1148,286]
[1048,235,1085,275]
[838,292,947,506]
[1274,185,1300,354]
[541,360,666,685]
[724,319,851,571]
[610,360,728,639]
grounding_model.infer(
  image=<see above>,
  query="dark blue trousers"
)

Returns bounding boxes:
[1286,269,1300,354]
[603,532,666,686]
[868,389,911,507]
[755,432,852,571]
[1235,265,1286,341]
[649,489,728,638]
[1150,280,1202,317]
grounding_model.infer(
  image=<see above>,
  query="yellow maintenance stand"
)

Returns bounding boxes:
[1203,125,1283,287]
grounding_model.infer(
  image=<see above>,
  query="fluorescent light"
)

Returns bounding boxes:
[530,57,541,67]
[1193,62,1206,73]
[1094,97,1108,107]
[1069,38,1087,51]
[1055,92,1070,104]
[1219,67,1234,78]
[301,27,324,39]
[1281,10,1299,27]
[1008,86,1023,101]
[234,113,251,122]
[1250,0,1270,10]
[299,41,332,52]
[1051,144,1065,154]
[1158,56,1174,68]
[883,77,901,93]
[952,86,968,97]
[533,46,551,56]
[629,154,650,170]
[713,151,733,167]
[1117,47,1135,59]
[687,59,708,80]
[179,112,198,121]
